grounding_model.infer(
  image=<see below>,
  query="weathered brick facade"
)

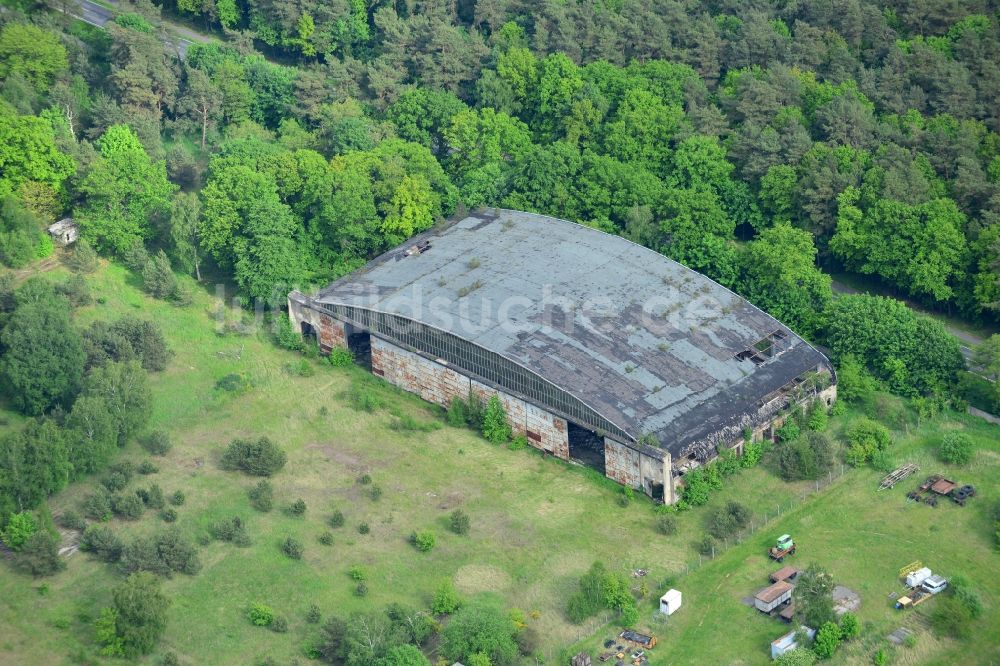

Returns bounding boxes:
[604,437,672,502]
[368,337,570,459]
[371,337,469,407]
[288,297,345,351]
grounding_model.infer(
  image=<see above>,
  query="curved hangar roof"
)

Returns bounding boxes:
[314,209,833,458]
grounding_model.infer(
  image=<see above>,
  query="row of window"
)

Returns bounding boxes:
[321,303,634,442]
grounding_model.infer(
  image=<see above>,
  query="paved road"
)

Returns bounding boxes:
[68,0,210,57]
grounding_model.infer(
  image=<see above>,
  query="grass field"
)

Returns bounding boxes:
[0,261,997,665]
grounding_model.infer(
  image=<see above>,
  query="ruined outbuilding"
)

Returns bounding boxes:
[289,208,836,503]
[47,218,79,246]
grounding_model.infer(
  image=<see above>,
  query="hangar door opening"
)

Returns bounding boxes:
[345,323,372,370]
[568,422,605,474]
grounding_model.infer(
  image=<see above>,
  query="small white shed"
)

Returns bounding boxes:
[659,588,682,615]
[905,567,932,589]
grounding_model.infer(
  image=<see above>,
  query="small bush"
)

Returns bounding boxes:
[273,314,303,351]
[161,508,177,522]
[939,432,974,465]
[305,604,321,624]
[348,566,366,581]
[80,525,123,562]
[59,510,87,531]
[221,437,287,476]
[169,490,185,506]
[368,485,382,501]
[112,493,145,520]
[271,615,288,633]
[432,581,462,615]
[410,530,436,552]
[211,517,250,546]
[143,485,165,510]
[508,434,528,451]
[357,473,372,485]
[216,372,253,394]
[247,602,274,627]
[281,537,303,559]
[697,535,717,556]
[141,431,172,456]
[446,397,468,427]
[101,472,130,494]
[328,510,344,528]
[327,347,354,367]
[286,358,315,377]
[448,509,470,535]
[354,582,368,597]
[318,532,333,545]
[350,388,383,412]
[83,490,114,521]
[656,514,677,536]
[358,522,370,535]
[14,531,64,576]
[248,481,274,512]
[138,460,159,475]
[288,499,307,516]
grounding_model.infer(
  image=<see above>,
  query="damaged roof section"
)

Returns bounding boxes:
[315,208,833,457]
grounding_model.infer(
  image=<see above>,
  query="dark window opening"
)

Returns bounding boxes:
[568,422,605,474]
[650,482,665,502]
[301,321,317,342]
[346,325,371,371]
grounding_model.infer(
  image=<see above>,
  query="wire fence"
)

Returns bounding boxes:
[674,463,849,578]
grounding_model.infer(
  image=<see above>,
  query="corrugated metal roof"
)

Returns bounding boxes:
[314,208,832,456]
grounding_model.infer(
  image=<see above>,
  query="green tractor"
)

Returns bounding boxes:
[768,534,796,562]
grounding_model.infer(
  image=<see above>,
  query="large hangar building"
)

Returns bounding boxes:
[289,208,836,503]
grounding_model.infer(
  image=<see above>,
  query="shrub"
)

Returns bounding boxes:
[950,575,983,618]
[67,238,99,273]
[448,509,471,535]
[697,535,717,556]
[247,602,275,627]
[481,395,512,443]
[112,493,146,520]
[354,582,368,597]
[656,514,677,536]
[248,481,274,512]
[216,372,253,394]
[286,358,315,377]
[348,566,366,581]
[807,406,828,431]
[138,460,159,475]
[81,525,123,562]
[141,431,172,456]
[357,473,372,485]
[142,485,165,510]
[142,251,177,300]
[161,508,177,522]
[281,537,303,559]
[211,517,250,546]
[939,432,974,465]
[839,612,860,640]
[350,387,383,412]
[327,347,354,367]
[1,512,37,550]
[446,397,468,427]
[270,615,288,633]
[776,420,800,443]
[273,314,304,351]
[844,419,892,467]
[432,581,462,615]
[288,498,307,516]
[318,532,333,545]
[221,437,287,476]
[15,531,65,576]
[508,434,528,451]
[169,490,185,506]
[83,490,114,521]
[368,485,382,501]
[775,649,817,666]
[410,530,436,552]
[328,510,344,528]
[742,440,764,467]
[358,522,370,535]
[305,604,321,624]
[813,621,841,658]
[59,510,86,531]
[119,529,201,576]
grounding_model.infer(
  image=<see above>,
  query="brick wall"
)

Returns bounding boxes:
[288,295,346,351]
[605,437,671,501]
[525,402,569,460]
[371,337,470,408]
